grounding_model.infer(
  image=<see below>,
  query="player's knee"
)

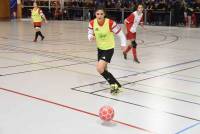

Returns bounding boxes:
[96,65,104,74]
[131,40,137,48]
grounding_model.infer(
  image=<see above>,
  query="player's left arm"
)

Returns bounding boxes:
[139,15,145,30]
[110,20,126,51]
[39,9,47,23]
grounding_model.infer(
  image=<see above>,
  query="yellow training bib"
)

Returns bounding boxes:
[93,18,115,50]
[31,8,42,22]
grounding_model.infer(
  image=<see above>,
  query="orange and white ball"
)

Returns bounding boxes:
[99,105,114,121]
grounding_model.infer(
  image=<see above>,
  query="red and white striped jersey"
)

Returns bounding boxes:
[125,11,144,33]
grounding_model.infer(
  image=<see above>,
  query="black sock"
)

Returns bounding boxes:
[35,31,39,40]
[101,70,121,87]
[38,31,44,38]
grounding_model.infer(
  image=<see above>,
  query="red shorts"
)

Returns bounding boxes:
[126,31,136,40]
[33,22,42,28]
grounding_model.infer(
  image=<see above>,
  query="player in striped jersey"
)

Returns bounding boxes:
[123,4,145,63]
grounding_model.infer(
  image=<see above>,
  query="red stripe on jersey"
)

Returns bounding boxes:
[112,24,117,30]
[115,28,121,34]
[89,19,94,28]
[109,19,114,31]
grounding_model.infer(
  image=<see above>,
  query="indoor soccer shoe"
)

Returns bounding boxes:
[134,57,140,63]
[110,84,121,95]
[41,36,45,41]
[123,52,127,60]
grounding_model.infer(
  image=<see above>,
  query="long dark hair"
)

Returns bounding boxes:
[95,6,105,12]
[95,6,107,17]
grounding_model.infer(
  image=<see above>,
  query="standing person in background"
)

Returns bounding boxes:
[186,4,194,27]
[88,7,126,95]
[123,4,145,63]
[31,2,47,42]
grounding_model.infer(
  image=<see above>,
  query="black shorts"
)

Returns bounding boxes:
[98,48,114,63]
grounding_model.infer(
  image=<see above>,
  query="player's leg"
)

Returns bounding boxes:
[37,28,44,41]
[33,26,40,42]
[96,49,121,94]
[131,33,140,63]
[33,22,44,42]
[123,32,134,60]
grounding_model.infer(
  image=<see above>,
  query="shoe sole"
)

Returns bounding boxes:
[110,88,123,95]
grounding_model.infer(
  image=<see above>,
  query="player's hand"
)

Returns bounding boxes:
[142,27,146,30]
[89,36,95,41]
[121,46,126,51]
[91,36,96,41]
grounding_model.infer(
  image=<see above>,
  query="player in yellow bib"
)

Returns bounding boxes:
[31,2,47,42]
[88,7,127,94]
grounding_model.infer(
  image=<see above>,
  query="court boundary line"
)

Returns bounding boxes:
[71,62,200,122]
[71,87,200,122]
[136,83,200,98]
[0,87,156,134]
[72,58,200,89]
[175,121,200,134]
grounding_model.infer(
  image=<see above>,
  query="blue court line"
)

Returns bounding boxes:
[175,121,200,134]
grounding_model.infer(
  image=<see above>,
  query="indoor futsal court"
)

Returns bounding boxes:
[1,0,200,134]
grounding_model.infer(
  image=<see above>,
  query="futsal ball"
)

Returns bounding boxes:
[99,105,114,121]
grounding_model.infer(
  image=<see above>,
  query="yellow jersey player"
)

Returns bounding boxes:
[88,7,126,95]
[31,2,47,42]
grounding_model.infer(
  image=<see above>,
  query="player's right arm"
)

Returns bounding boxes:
[40,10,47,23]
[88,20,95,41]
[124,13,134,33]
[124,13,134,25]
